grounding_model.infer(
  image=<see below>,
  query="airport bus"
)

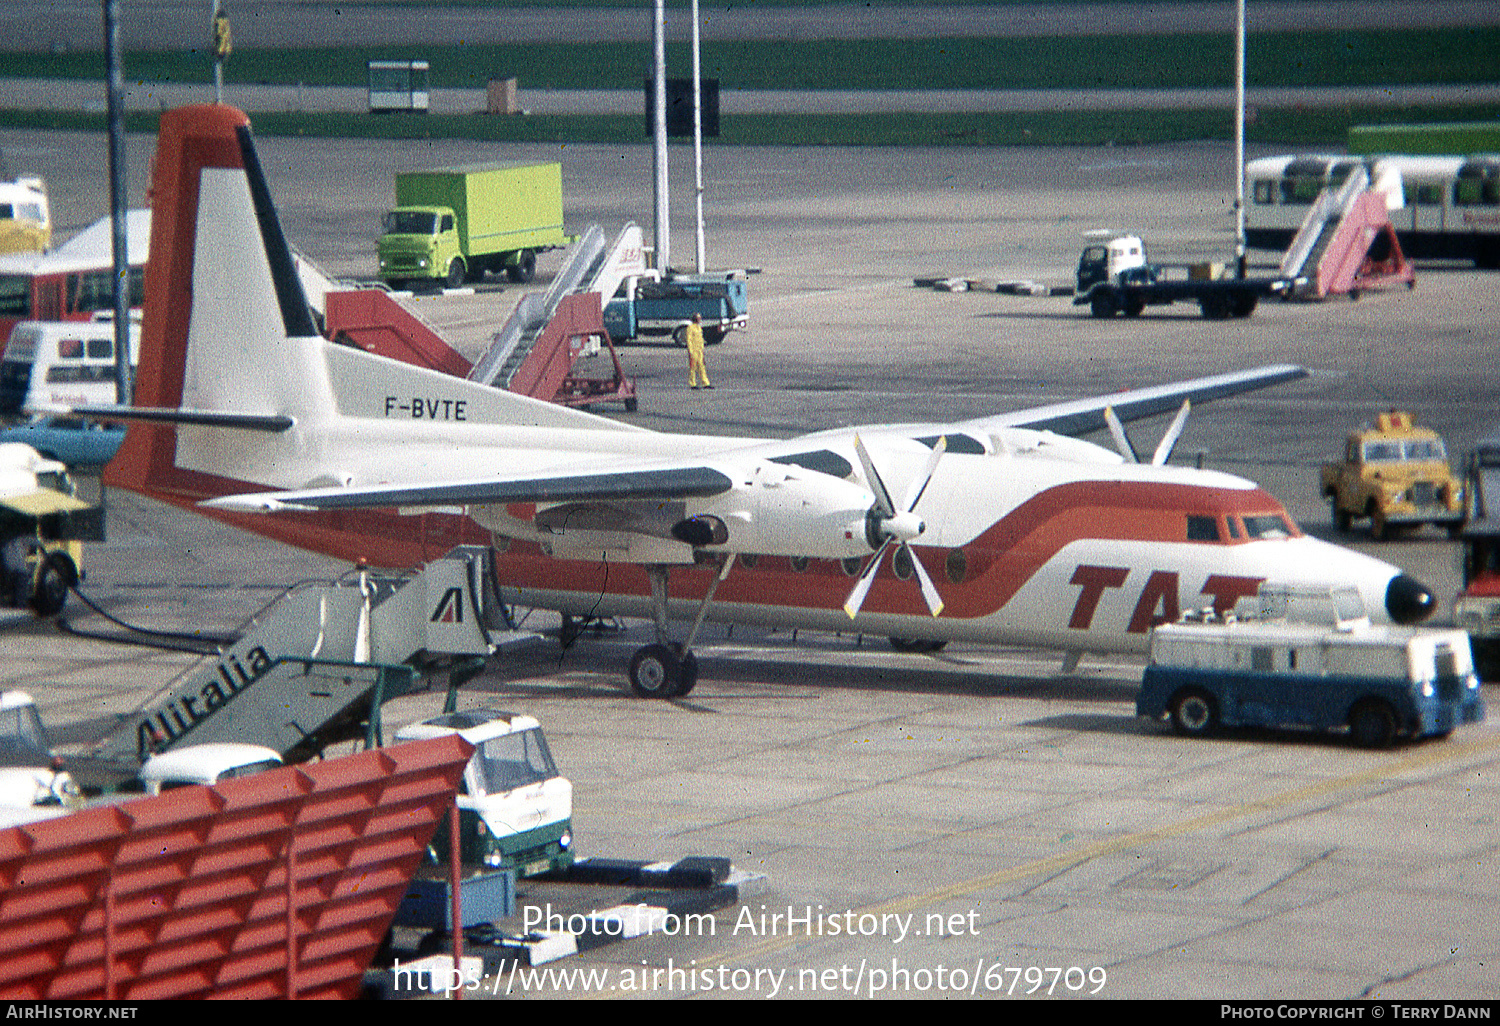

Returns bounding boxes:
[0,317,138,419]
[0,210,149,349]
[1245,154,1500,268]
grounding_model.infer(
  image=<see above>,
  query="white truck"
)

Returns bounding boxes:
[0,691,80,812]
[1074,233,1294,320]
[137,743,284,794]
[1139,585,1486,747]
[394,709,573,877]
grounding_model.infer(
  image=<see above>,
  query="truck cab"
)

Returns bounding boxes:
[0,690,80,811]
[378,207,462,287]
[394,709,573,877]
[1139,585,1486,747]
[1320,410,1465,539]
[1076,233,1153,294]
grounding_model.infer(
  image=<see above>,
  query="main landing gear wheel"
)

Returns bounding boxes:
[629,643,696,699]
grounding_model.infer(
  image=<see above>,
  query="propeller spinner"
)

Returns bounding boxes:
[844,435,946,620]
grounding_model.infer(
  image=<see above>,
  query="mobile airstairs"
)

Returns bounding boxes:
[466,223,642,409]
[1278,163,1415,299]
[77,547,516,786]
[320,224,642,409]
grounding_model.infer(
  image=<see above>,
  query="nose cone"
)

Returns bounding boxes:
[1385,574,1436,625]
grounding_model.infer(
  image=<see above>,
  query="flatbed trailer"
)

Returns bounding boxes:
[1073,234,1296,319]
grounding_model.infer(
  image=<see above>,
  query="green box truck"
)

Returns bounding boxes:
[377,163,574,288]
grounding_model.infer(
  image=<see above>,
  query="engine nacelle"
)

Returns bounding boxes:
[685,461,875,559]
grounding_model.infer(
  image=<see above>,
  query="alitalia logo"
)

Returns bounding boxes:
[432,587,465,624]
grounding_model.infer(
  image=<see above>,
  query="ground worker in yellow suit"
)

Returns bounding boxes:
[685,312,713,389]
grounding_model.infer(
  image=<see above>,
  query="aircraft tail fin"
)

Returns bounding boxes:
[105,104,633,506]
[104,104,327,500]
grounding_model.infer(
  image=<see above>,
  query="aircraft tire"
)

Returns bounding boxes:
[629,643,684,699]
[676,650,699,696]
[1169,687,1219,738]
[1349,699,1397,748]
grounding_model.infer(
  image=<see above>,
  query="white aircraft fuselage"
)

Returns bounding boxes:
[97,105,1433,693]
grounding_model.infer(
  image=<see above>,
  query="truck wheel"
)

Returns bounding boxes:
[1122,295,1145,317]
[1349,699,1397,748]
[1199,294,1230,319]
[1169,688,1219,738]
[30,550,73,617]
[1089,292,1117,318]
[672,325,689,347]
[506,250,537,283]
[445,258,465,289]
[703,327,727,345]
[1229,291,1258,318]
[1332,502,1353,533]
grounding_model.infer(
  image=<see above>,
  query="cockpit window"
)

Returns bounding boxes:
[1241,514,1297,539]
[1186,515,1221,542]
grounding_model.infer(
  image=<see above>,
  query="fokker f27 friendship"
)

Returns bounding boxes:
[82,105,1435,698]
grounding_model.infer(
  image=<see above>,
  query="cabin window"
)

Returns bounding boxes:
[1454,179,1500,206]
[946,547,967,584]
[1186,515,1220,542]
[0,275,30,316]
[86,337,112,360]
[58,337,83,359]
[891,546,914,580]
[1282,177,1322,204]
[1253,180,1276,204]
[1407,184,1444,206]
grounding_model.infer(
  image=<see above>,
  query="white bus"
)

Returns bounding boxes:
[0,317,138,419]
[1246,153,1500,268]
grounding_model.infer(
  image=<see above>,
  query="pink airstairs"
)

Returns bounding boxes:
[1279,165,1415,299]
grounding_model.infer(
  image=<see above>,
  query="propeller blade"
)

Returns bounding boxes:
[1103,405,1139,463]
[905,544,946,617]
[1150,399,1192,466]
[843,540,890,619]
[852,434,896,517]
[900,435,947,513]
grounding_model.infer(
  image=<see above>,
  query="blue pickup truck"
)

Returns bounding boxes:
[1139,607,1485,748]
[602,273,748,346]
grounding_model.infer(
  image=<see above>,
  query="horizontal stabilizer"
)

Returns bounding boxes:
[71,404,295,432]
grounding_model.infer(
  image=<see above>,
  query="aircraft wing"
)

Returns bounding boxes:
[203,464,736,513]
[962,363,1308,437]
